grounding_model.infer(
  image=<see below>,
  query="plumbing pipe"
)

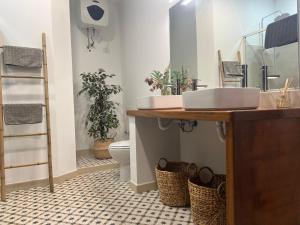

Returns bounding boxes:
[157,118,197,132]
[157,118,174,131]
[216,121,226,143]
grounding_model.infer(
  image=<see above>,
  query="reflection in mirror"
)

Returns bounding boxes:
[244,0,299,91]
[169,0,299,91]
[169,0,198,80]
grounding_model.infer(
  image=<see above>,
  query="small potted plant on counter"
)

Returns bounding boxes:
[145,66,192,95]
[78,69,122,159]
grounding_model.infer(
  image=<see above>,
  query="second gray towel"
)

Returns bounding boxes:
[222,61,244,78]
[4,104,43,125]
[3,45,43,68]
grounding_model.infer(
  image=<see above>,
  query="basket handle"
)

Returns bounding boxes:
[198,167,214,185]
[217,181,226,201]
[157,158,168,169]
[187,163,198,178]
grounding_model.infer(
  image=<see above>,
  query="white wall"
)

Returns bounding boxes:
[274,0,298,15]
[130,117,180,185]
[0,0,77,184]
[119,0,171,110]
[180,122,226,174]
[70,0,126,151]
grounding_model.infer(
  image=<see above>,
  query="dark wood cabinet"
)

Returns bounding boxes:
[128,108,300,225]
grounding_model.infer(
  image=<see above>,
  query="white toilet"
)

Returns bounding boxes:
[108,140,130,181]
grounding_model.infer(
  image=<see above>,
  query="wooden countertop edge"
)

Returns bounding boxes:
[127,109,232,122]
[127,108,300,122]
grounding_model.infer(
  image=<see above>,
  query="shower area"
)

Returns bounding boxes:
[243,10,299,90]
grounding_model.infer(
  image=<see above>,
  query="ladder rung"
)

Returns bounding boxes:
[5,162,48,170]
[4,133,47,138]
[0,46,43,50]
[224,80,242,83]
[0,104,46,107]
[1,75,45,80]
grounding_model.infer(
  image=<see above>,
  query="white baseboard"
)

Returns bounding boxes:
[130,181,157,193]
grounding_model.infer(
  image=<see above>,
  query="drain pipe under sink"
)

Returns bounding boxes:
[216,121,226,143]
[157,118,197,133]
[157,118,174,131]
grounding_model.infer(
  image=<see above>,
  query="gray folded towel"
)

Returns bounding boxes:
[222,61,244,78]
[4,104,43,125]
[3,46,42,68]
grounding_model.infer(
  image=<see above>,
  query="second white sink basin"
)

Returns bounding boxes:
[137,95,183,109]
[183,88,260,110]
[260,89,300,109]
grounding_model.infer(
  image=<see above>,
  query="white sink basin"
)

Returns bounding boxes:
[260,89,300,109]
[183,88,260,110]
[137,95,183,109]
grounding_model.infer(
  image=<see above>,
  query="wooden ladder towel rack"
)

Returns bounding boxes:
[0,33,54,202]
[218,50,243,87]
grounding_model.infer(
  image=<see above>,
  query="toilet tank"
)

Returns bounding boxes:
[80,0,109,28]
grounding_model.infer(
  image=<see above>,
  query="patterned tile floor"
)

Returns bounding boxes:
[0,169,193,225]
[76,151,118,169]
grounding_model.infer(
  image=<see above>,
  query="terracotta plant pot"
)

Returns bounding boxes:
[93,139,113,159]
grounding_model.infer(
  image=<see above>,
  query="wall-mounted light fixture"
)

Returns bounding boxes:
[181,0,193,6]
[169,0,193,8]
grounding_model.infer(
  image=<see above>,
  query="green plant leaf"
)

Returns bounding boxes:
[78,69,122,140]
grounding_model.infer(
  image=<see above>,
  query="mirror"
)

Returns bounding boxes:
[169,0,299,91]
[169,0,198,79]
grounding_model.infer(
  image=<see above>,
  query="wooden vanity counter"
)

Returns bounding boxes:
[128,108,300,225]
[128,109,232,121]
[127,107,300,122]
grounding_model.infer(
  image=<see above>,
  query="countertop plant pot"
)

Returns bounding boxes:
[93,139,113,159]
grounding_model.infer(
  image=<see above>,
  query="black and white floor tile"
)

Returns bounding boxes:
[1,169,193,225]
[76,151,118,169]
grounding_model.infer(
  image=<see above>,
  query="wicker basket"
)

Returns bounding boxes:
[155,158,190,207]
[188,165,226,225]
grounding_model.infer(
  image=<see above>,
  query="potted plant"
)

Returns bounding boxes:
[78,69,122,159]
[145,66,192,95]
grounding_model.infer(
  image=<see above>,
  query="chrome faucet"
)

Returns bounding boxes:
[241,65,248,88]
[166,79,181,95]
[262,65,280,91]
[262,65,269,91]
[167,79,208,94]
[192,79,208,91]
